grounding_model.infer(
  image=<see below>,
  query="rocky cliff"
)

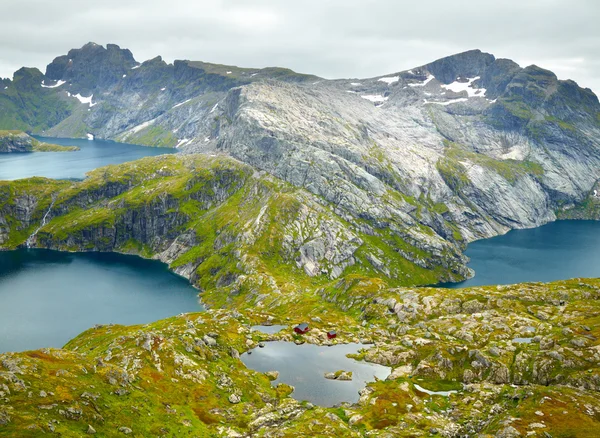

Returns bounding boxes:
[1,45,598,249]
[0,155,469,307]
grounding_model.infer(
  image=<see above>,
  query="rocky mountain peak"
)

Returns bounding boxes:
[423,49,496,84]
[44,42,137,93]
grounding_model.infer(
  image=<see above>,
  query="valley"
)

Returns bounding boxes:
[0,43,599,437]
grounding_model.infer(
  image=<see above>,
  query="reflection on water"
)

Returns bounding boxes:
[241,341,390,406]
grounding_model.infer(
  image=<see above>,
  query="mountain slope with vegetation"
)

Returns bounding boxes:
[0,44,599,437]
[1,44,598,248]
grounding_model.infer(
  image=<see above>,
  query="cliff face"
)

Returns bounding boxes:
[2,45,597,248]
[0,156,470,307]
[0,131,32,152]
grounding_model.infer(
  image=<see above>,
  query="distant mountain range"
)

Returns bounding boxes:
[1,42,599,272]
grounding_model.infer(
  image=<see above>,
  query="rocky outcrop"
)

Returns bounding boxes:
[0,131,78,153]
[0,131,32,153]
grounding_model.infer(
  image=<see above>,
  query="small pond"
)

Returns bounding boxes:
[241,341,390,406]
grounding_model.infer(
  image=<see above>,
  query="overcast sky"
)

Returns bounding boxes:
[1,0,599,93]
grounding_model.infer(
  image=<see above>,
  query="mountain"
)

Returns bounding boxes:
[1,44,599,281]
[1,44,600,437]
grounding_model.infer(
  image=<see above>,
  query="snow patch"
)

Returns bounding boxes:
[160,87,166,91]
[175,138,191,148]
[423,98,469,106]
[122,74,127,78]
[408,74,435,87]
[86,133,94,141]
[41,80,66,89]
[172,99,192,109]
[350,82,361,86]
[361,94,388,103]
[378,76,399,85]
[441,76,486,97]
[209,103,219,113]
[130,119,156,134]
[73,93,97,107]
[414,384,457,397]
[131,65,140,70]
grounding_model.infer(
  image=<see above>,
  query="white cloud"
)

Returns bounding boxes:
[0,0,598,94]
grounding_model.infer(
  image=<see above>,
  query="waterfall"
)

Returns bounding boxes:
[26,198,55,249]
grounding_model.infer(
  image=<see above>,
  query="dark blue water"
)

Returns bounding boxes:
[443,220,600,288]
[0,136,174,180]
[0,249,202,353]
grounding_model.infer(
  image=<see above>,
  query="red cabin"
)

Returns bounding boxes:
[294,323,309,334]
[327,330,337,339]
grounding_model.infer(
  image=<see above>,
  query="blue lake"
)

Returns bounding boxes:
[0,136,174,180]
[0,249,202,353]
[443,220,600,288]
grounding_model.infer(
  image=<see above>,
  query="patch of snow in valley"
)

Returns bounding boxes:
[129,118,157,135]
[122,74,127,78]
[408,74,435,87]
[209,103,219,113]
[41,80,66,89]
[73,93,97,107]
[251,73,258,77]
[160,87,166,91]
[361,94,389,103]
[441,76,486,97]
[86,133,94,141]
[378,76,399,85]
[175,138,192,148]
[350,82,361,86]
[131,65,140,69]
[423,98,469,106]
[172,99,192,109]
[226,71,232,74]
[414,384,457,397]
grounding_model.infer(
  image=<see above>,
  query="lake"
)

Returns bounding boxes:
[241,341,390,406]
[443,220,600,288]
[0,136,174,180]
[0,249,202,353]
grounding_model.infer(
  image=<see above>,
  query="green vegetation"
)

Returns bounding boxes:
[30,141,79,152]
[119,124,178,148]
[440,140,544,185]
